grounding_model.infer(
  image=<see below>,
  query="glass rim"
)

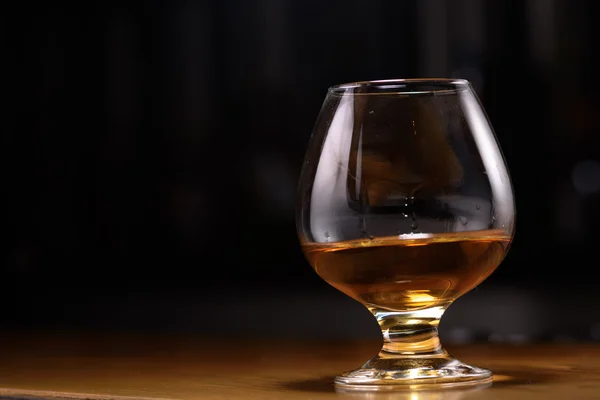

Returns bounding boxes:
[328,78,470,95]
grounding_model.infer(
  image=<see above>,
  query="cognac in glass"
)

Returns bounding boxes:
[296,79,515,390]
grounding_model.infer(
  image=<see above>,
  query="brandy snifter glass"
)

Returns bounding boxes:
[296,79,515,390]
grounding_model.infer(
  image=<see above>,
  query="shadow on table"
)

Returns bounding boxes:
[278,366,560,397]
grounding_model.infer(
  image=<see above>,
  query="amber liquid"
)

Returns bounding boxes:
[303,230,511,311]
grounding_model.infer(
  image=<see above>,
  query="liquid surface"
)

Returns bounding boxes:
[302,230,511,311]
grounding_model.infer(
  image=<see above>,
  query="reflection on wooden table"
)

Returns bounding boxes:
[0,333,599,399]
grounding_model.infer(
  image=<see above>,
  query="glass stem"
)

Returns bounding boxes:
[370,305,449,356]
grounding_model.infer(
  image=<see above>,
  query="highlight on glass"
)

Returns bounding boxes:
[296,79,515,390]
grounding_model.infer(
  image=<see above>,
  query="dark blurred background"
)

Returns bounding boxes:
[3,0,600,344]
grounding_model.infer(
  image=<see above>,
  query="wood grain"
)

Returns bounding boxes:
[1,333,599,400]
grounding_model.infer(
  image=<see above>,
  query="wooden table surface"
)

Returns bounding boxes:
[1,333,599,400]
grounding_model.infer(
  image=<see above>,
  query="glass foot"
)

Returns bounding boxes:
[335,352,492,391]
